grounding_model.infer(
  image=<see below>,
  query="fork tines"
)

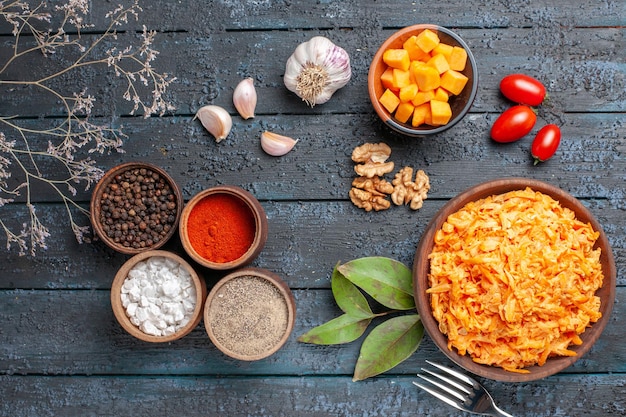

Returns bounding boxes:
[412,360,478,411]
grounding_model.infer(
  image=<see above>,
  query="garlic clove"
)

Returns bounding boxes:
[233,78,257,120]
[194,105,232,142]
[260,131,298,157]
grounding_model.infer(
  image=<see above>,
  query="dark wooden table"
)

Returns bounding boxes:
[1,1,624,416]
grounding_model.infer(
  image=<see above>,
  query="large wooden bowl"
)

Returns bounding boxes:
[413,178,616,382]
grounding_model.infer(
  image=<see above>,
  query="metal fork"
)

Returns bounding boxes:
[413,361,515,417]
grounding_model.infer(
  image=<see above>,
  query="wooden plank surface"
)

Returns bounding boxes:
[0,287,624,376]
[0,199,624,289]
[1,0,624,416]
[2,28,624,117]
[2,374,625,417]
[3,113,626,204]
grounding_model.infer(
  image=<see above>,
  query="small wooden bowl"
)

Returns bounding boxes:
[90,162,183,254]
[413,178,616,382]
[111,250,207,343]
[179,186,268,270]
[368,24,478,136]
[204,267,296,361]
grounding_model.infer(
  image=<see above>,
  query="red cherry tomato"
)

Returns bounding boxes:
[500,74,546,106]
[531,124,561,164]
[490,105,537,143]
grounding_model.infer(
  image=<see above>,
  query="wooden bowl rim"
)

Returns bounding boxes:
[178,185,268,270]
[110,250,207,343]
[203,267,296,361]
[413,177,617,382]
[90,162,183,255]
[367,24,479,137]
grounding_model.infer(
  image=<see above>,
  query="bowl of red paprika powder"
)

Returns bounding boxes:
[179,186,269,270]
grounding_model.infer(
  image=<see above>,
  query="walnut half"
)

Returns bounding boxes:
[352,142,394,179]
[391,167,430,210]
[351,142,392,164]
[349,176,394,212]
[349,187,391,212]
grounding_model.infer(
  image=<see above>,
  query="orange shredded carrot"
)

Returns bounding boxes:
[427,188,604,372]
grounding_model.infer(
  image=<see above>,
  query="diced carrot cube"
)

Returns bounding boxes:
[413,65,440,91]
[434,87,449,102]
[395,102,415,123]
[427,53,450,74]
[449,46,468,71]
[399,83,419,102]
[409,60,427,75]
[383,48,410,71]
[433,42,453,60]
[424,109,433,125]
[430,100,452,125]
[380,67,396,90]
[415,29,440,53]
[411,103,431,127]
[379,88,401,113]
[411,90,435,107]
[392,68,411,89]
[440,69,468,95]
[403,35,432,61]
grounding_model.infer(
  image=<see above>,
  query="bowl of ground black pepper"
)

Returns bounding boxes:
[90,162,183,254]
[204,267,296,361]
[179,186,268,270]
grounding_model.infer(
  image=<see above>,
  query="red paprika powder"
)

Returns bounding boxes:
[186,193,256,263]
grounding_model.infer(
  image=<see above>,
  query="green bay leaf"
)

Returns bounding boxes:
[352,314,424,381]
[297,314,372,345]
[331,264,374,319]
[337,257,415,310]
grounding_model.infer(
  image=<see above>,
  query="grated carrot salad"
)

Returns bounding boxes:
[427,188,604,373]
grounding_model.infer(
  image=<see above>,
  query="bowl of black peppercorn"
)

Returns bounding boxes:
[90,162,183,255]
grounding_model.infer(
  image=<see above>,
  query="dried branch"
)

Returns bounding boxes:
[0,0,176,255]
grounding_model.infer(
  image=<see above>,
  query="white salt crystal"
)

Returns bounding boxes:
[128,286,141,303]
[135,307,148,322]
[140,321,160,336]
[162,280,180,297]
[126,302,137,317]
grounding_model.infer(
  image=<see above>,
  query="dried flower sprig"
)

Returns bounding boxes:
[0,0,176,255]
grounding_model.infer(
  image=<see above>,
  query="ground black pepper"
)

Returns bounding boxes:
[99,167,178,249]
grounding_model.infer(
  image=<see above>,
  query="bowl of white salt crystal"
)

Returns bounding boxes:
[111,250,207,343]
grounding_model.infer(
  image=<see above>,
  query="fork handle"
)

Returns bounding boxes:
[493,403,515,417]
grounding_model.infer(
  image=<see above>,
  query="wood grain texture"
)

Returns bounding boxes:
[3,113,626,204]
[1,374,625,417]
[0,199,623,289]
[1,0,624,416]
[2,28,624,117]
[0,288,623,376]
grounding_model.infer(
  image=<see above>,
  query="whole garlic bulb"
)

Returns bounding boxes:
[284,36,351,107]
